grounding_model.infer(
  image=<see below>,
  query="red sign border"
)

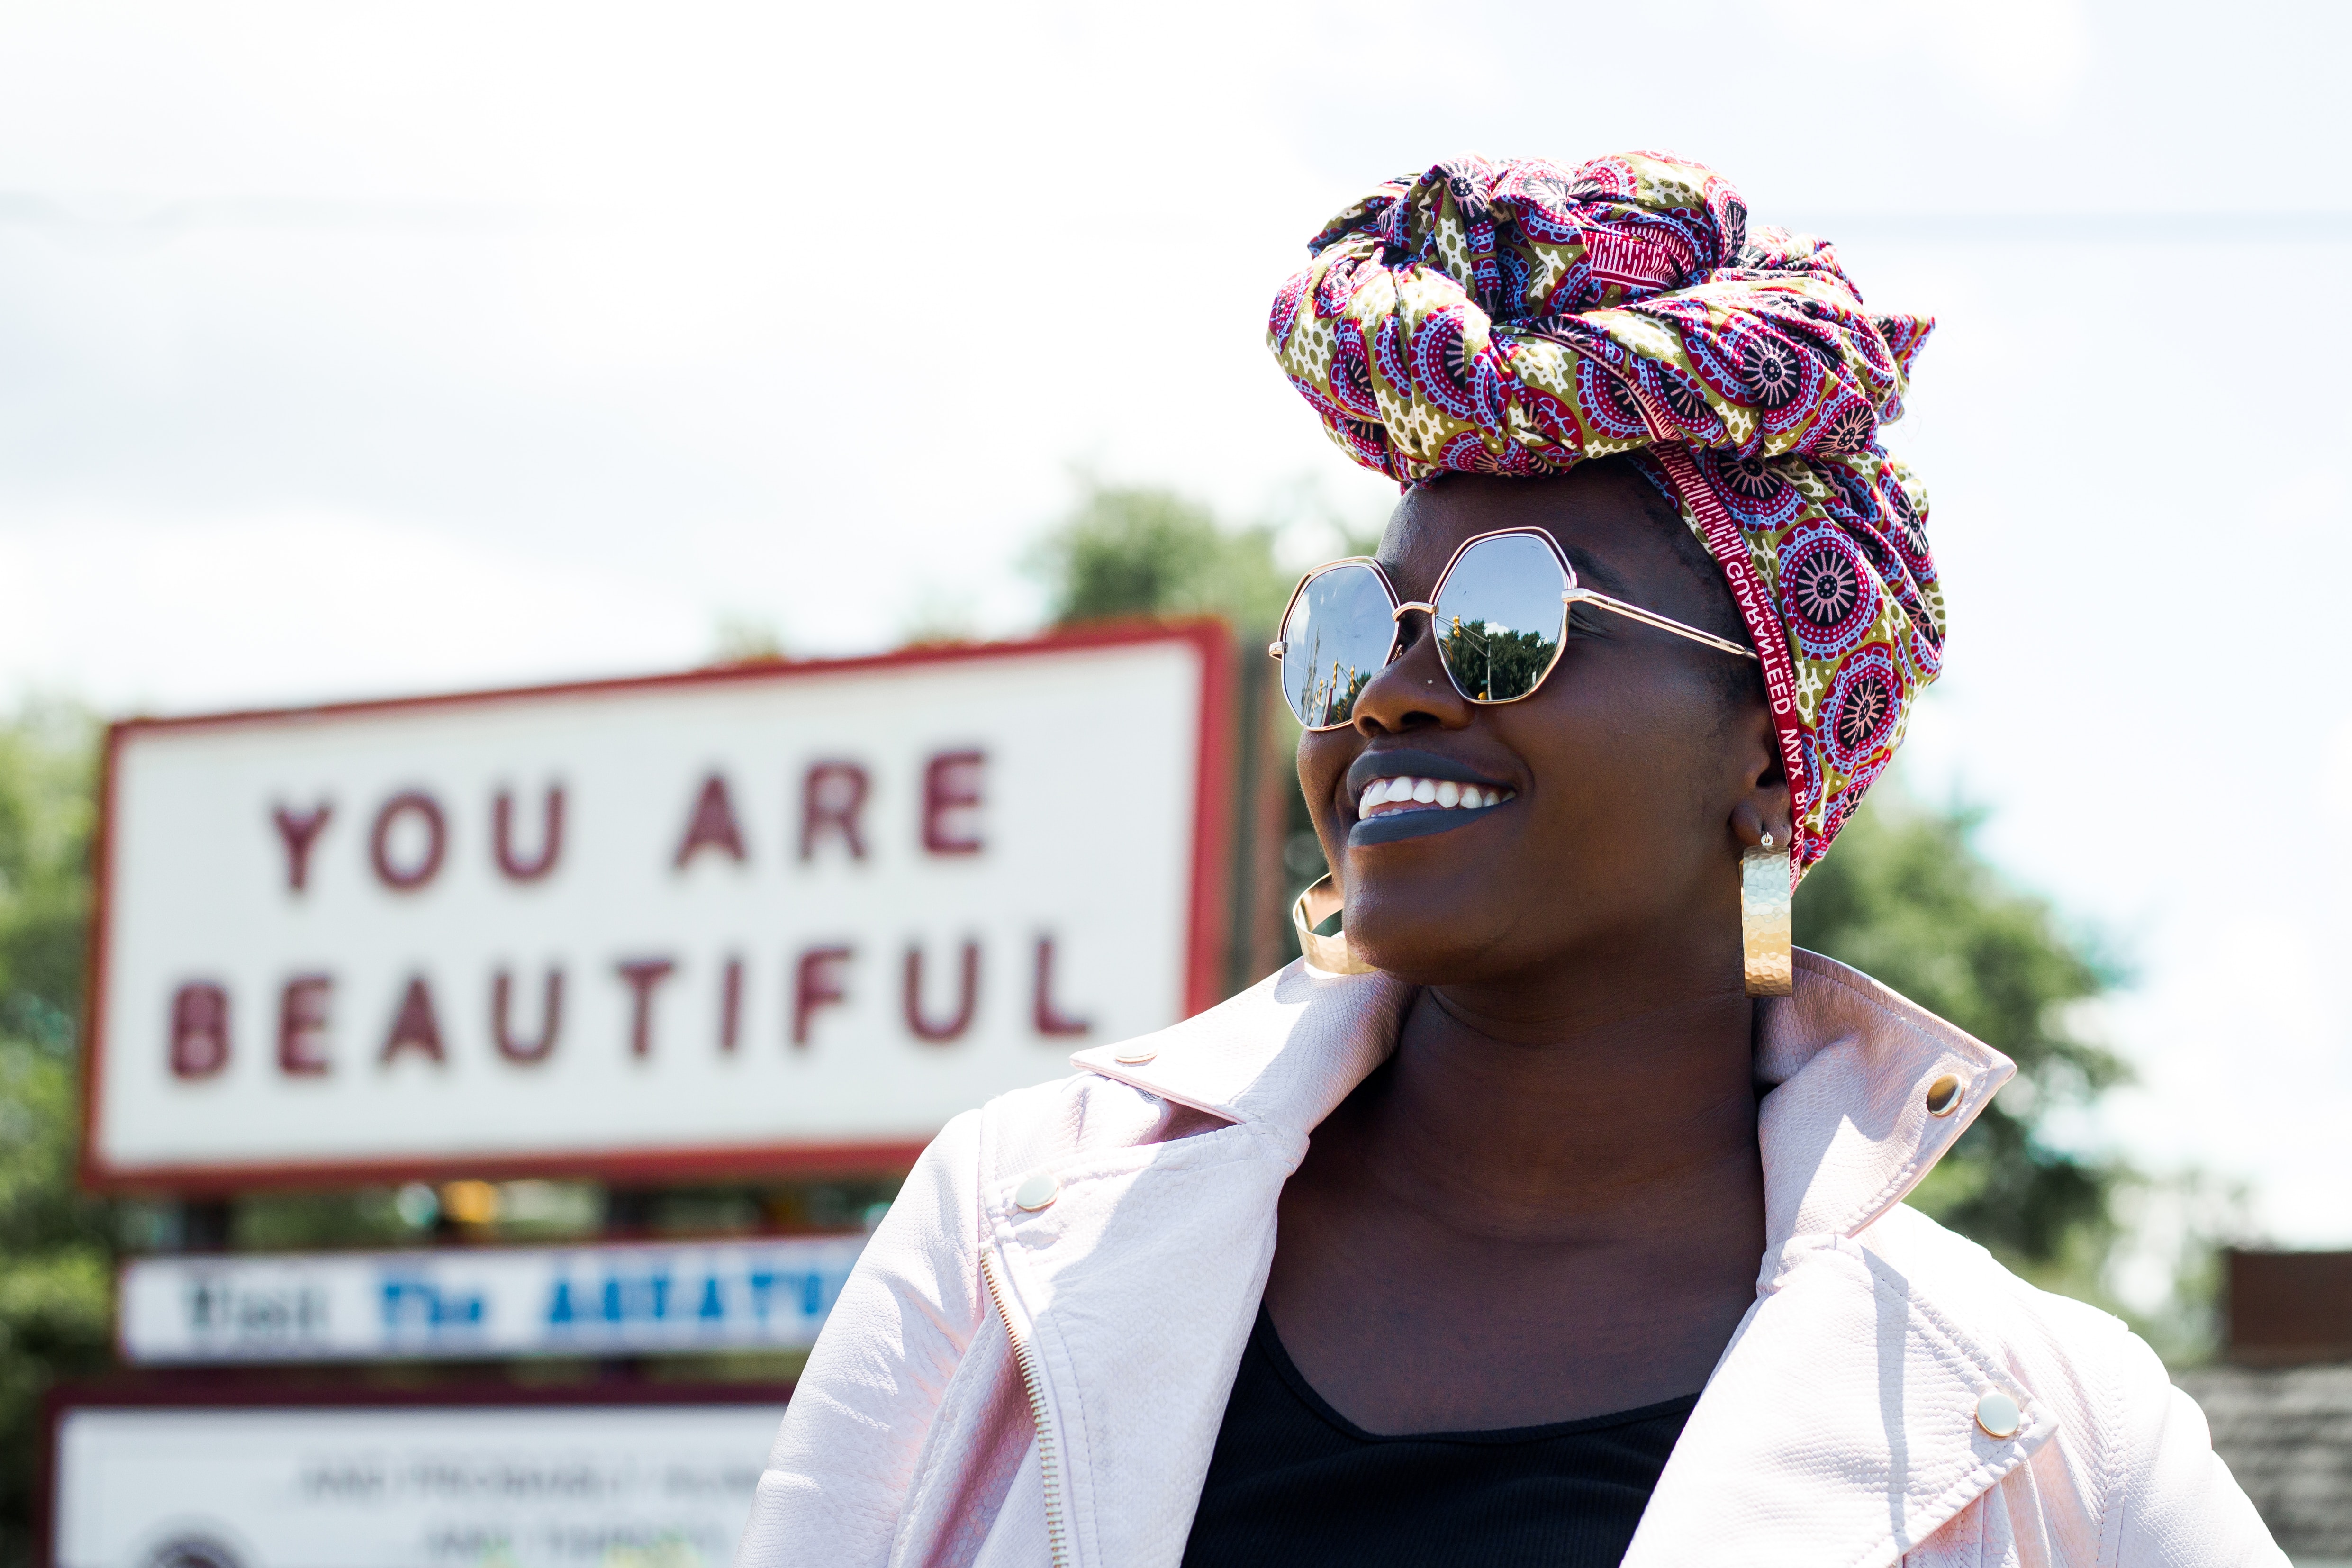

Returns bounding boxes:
[37,1374,800,1568]
[80,620,1236,1196]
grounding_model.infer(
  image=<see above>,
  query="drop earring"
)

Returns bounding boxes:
[1742,831,1793,997]
[1291,875,1375,976]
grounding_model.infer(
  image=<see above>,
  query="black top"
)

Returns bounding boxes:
[1181,1307,1695,1568]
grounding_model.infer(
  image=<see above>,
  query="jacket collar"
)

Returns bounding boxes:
[1034,951,2049,1568]
[1069,947,2014,1251]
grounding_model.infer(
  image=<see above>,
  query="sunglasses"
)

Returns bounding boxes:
[1268,528,1758,731]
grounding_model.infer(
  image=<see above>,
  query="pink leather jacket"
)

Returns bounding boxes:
[734,952,2284,1567]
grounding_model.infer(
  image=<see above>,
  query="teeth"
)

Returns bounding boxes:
[1356,776,1517,816]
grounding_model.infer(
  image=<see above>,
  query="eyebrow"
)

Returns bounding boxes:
[1563,547,1636,600]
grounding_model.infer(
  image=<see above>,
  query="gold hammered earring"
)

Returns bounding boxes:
[1742,832,1793,997]
[1291,875,1376,975]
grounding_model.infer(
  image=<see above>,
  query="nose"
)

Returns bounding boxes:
[1350,602,1472,736]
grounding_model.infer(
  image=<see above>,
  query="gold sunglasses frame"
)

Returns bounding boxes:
[1266,527,1758,732]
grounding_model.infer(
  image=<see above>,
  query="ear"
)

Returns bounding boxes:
[1725,703,1792,852]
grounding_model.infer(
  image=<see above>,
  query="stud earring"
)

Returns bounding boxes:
[1741,835,1793,997]
[1291,875,1376,975]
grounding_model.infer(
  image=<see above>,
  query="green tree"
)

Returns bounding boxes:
[1438,623,1556,704]
[1026,480,1334,986]
[0,708,112,1566]
[1025,482,1293,634]
[1794,788,2129,1301]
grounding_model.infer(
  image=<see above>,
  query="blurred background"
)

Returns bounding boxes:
[3,0,2349,1561]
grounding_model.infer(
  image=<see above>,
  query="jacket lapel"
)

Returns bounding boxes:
[1626,953,2038,1565]
[987,965,1414,1568]
[1620,1233,2055,1567]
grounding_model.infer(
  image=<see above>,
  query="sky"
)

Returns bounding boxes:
[2,0,2347,1259]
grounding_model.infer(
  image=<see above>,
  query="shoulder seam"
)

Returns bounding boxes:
[2095,1326,2139,1565]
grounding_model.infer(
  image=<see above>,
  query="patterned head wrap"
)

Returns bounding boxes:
[1268,151,1942,879]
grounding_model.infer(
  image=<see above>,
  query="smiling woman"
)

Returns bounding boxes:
[732,154,2284,1568]
[1288,469,1770,980]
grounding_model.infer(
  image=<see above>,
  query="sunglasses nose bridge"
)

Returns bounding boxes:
[1390,599,1438,623]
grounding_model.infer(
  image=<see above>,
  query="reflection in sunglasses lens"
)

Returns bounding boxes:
[1279,563,1394,727]
[1433,535,1568,702]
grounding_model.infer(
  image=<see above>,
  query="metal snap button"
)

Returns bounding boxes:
[1114,1048,1158,1065]
[1013,1170,1061,1212]
[1975,1389,2021,1439]
[1926,1074,1964,1117]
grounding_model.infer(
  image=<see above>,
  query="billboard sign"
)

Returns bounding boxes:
[45,1388,787,1568]
[118,1235,865,1364]
[85,625,1231,1191]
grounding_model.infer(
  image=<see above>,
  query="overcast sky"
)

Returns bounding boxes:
[3,0,2346,1259]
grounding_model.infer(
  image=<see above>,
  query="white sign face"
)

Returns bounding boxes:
[118,1235,866,1363]
[51,1399,787,1568]
[88,628,1229,1188]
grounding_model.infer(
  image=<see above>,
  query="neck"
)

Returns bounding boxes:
[1357,940,1764,1244]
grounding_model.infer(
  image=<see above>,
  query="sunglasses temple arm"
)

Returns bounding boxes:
[1567,589,1760,660]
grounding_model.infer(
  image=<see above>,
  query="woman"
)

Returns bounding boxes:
[735,154,2281,1566]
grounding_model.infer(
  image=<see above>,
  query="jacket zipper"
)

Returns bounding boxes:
[978,1247,1071,1568]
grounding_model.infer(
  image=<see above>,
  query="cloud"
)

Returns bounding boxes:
[2098,915,2352,1245]
[1764,0,2091,118]
[2329,716,2352,816]
[0,509,710,712]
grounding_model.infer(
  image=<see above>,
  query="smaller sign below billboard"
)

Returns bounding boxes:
[50,1391,786,1568]
[118,1235,865,1364]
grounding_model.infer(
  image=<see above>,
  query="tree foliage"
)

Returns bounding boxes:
[1438,623,1555,705]
[1794,789,2128,1296]
[0,709,111,1566]
[1025,482,1293,634]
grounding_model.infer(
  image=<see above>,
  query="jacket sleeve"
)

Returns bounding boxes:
[2113,1333,2288,1567]
[734,1108,987,1568]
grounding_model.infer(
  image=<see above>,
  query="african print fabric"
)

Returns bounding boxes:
[1267,151,1942,879]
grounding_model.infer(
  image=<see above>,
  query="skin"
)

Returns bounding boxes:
[1265,462,1792,1433]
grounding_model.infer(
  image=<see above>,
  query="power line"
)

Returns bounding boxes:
[1788,210,2352,244]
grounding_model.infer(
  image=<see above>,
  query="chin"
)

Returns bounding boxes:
[1344,902,1522,986]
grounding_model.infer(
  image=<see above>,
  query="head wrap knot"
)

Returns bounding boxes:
[1269,150,1944,878]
